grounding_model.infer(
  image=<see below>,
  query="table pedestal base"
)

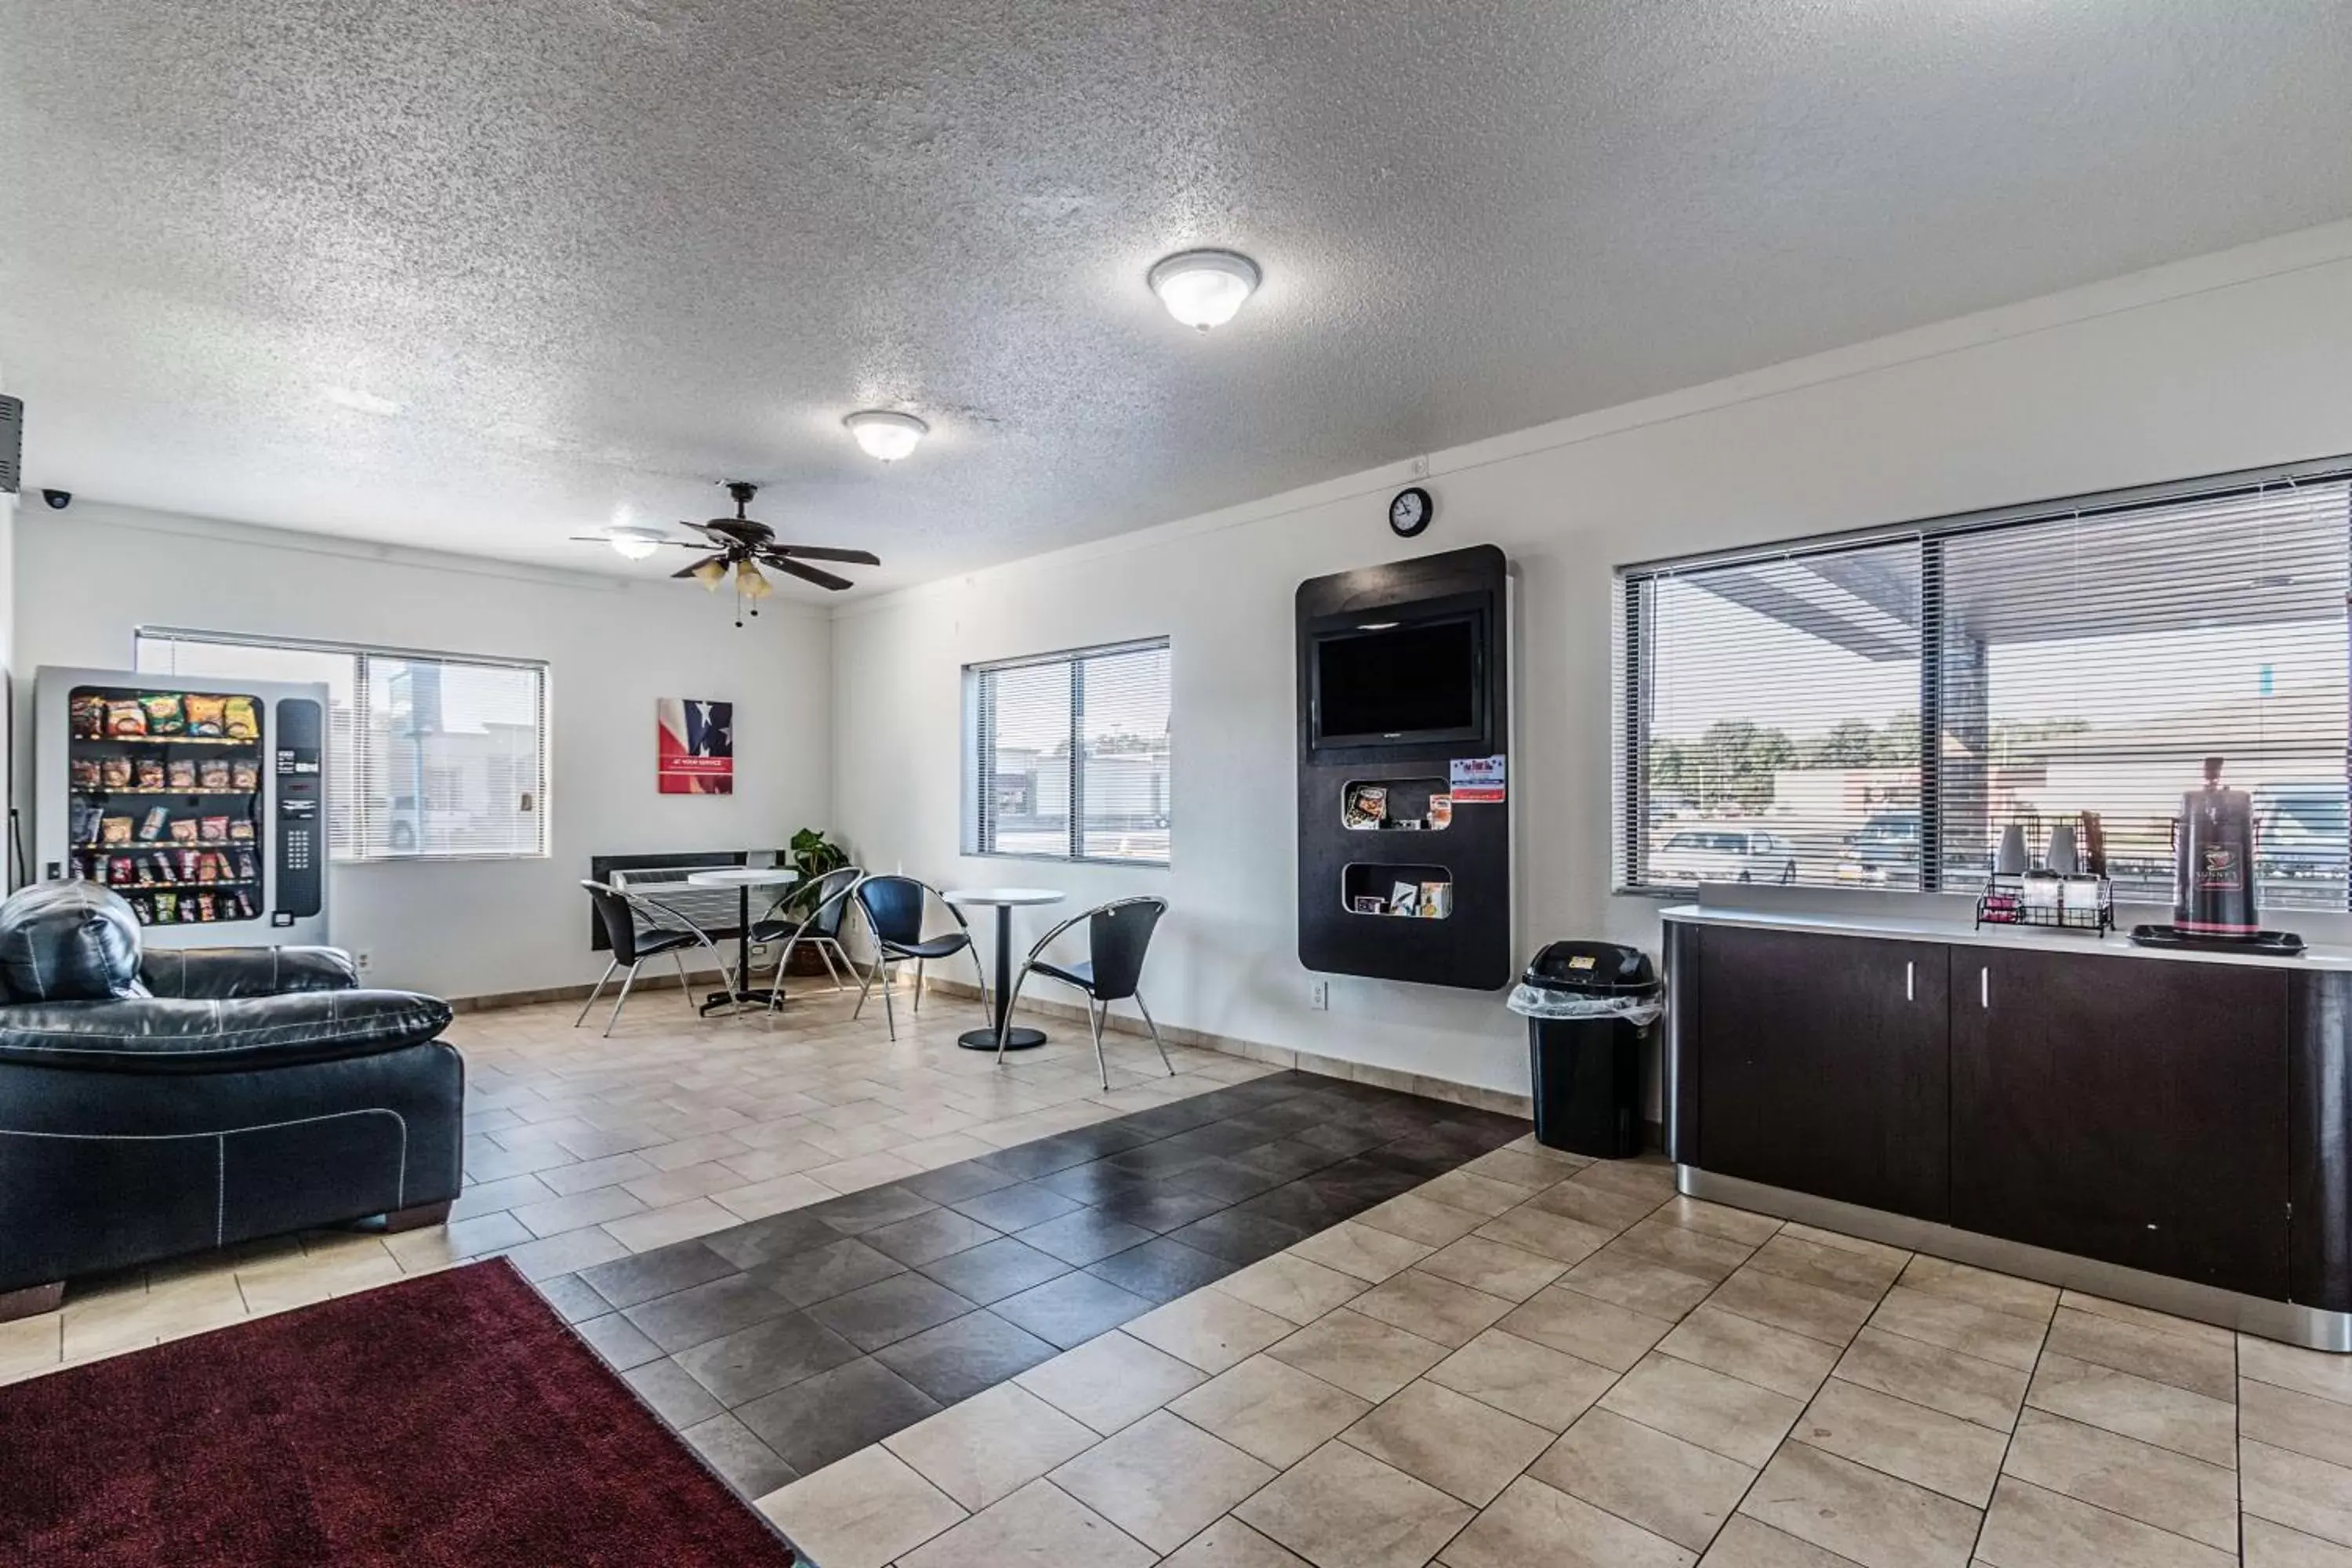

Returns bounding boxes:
[702,988,781,1016]
[960,1025,1045,1052]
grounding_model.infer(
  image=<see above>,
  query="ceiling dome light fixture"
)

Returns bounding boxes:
[603,525,668,560]
[844,409,929,462]
[1149,249,1261,330]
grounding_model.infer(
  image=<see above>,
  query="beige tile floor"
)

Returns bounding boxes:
[0,977,1274,1383]
[11,981,2352,1568]
[759,1141,2352,1568]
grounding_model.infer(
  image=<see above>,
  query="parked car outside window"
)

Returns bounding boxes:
[1838,811,1921,884]
[1650,828,1799,886]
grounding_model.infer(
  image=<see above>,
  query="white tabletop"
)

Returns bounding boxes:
[686,866,803,888]
[943,887,1066,908]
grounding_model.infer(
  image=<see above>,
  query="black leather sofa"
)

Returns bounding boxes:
[0,883,463,1320]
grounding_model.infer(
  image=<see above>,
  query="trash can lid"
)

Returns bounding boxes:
[1523,940,1657,995]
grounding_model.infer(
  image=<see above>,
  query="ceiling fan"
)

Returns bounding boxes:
[572,481,881,624]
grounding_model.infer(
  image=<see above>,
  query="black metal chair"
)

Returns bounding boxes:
[851,874,989,1041]
[577,880,729,1037]
[997,896,1173,1089]
[757,865,865,1014]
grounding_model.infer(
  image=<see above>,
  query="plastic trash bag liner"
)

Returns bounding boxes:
[1507,984,1662,1025]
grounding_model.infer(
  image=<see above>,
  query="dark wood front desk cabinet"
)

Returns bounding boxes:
[1664,918,2352,1333]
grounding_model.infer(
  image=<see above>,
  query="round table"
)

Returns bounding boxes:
[942,887,1066,1051]
[685,866,801,1015]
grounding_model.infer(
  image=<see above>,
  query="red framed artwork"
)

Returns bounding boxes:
[657,698,733,795]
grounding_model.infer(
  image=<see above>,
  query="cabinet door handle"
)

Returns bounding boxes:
[1980,966,1989,1009]
[1905,961,1914,1002]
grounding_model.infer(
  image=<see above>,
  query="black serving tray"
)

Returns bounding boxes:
[2128,924,2307,956]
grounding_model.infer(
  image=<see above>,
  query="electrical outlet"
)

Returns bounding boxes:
[354,950,373,975]
[1308,977,1330,1010]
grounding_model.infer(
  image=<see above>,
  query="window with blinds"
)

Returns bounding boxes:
[135,630,550,862]
[1624,543,1924,892]
[965,638,1171,864]
[1617,462,2352,907]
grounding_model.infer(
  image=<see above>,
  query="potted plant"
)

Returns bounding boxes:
[778,829,851,975]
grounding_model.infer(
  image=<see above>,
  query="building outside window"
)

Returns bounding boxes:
[964,639,1171,865]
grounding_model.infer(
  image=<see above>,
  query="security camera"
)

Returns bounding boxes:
[39,489,71,511]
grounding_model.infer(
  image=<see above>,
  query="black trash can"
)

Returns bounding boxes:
[1512,940,1661,1160]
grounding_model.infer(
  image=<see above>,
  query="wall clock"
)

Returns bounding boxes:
[1388,486,1434,538]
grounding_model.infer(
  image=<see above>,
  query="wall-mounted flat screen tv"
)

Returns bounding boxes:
[1311,613,1486,748]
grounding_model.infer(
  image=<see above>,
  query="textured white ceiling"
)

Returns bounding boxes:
[2,2,2350,597]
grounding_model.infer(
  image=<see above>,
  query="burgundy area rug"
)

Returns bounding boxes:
[0,1258,797,1566]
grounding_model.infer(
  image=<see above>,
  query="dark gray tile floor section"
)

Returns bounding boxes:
[529,1069,1530,1501]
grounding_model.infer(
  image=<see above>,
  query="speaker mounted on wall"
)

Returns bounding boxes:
[0,396,20,494]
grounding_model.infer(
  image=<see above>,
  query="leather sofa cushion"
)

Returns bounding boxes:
[0,989,455,1073]
[0,883,146,1003]
[140,946,361,1000]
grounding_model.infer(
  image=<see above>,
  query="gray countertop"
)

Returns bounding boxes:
[1661,902,2352,972]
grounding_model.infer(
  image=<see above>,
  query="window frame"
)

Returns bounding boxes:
[132,626,552,865]
[1614,453,2352,899]
[962,636,1172,868]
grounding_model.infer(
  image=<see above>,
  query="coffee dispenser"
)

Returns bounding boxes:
[2173,756,2259,938]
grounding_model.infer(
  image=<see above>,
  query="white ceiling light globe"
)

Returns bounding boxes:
[845,409,929,462]
[1149,249,1261,330]
[604,525,666,560]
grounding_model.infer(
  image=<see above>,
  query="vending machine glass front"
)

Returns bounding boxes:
[64,684,266,927]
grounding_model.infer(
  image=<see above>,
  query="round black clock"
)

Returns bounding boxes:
[1388,486,1434,537]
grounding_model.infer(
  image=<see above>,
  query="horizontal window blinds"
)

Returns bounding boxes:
[134,632,549,862]
[134,633,365,861]
[967,639,1171,865]
[1933,481,2350,909]
[1617,465,2352,909]
[1077,642,1172,862]
[1628,542,1924,891]
[974,659,1076,858]
[358,655,546,861]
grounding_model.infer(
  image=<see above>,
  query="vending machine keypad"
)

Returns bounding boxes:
[274,699,325,922]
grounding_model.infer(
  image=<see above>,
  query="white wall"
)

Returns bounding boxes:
[0,387,15,827]
[831,220,2352,1100]
[13,503,831,999]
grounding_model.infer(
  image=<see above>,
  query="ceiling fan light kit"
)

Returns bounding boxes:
[844,408,928,462]
[610,479,885,622]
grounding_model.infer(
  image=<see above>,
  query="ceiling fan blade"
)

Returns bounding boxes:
[763,555,856,592]
[672,554,730,579]
[576,532,707,549]
[767,545,882,566]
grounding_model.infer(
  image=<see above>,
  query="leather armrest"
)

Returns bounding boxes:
[0,989,453,1073]
[140,946,361,1000]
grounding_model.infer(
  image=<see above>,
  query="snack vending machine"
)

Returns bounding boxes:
[34,666,331,948]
